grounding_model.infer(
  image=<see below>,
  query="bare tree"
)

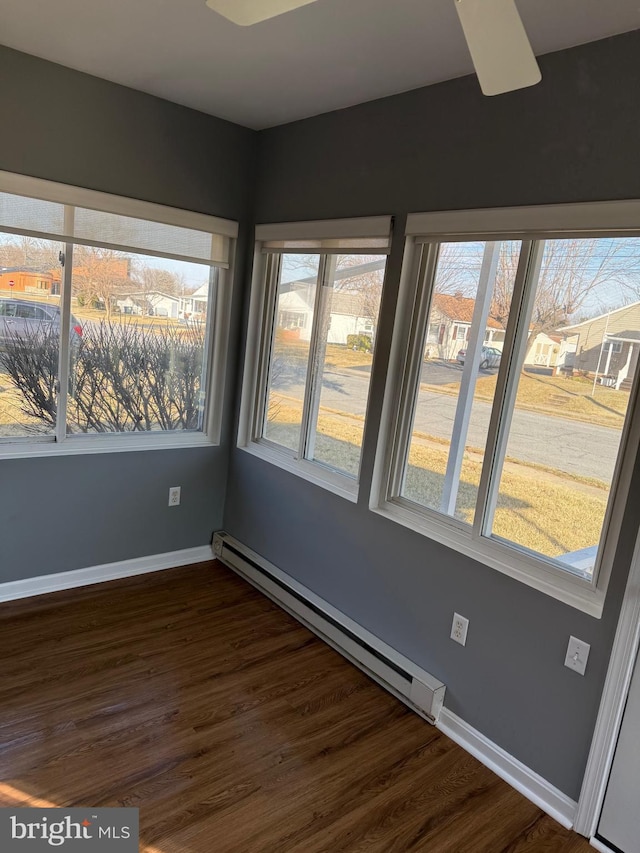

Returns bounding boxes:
[487,238,640,357]
[132,264,186,301]
[0,236,61,274]
[332,254,385,324]
[433,242,483,297]
[72,247,132,319]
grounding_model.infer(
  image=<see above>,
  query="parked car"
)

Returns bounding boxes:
[456,345,502,369]
[0,297,83,350]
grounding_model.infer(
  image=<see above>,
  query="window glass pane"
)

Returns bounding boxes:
[307,255,385,477]
[401,241,522,523]
[263,254,319,452]
[490,237,640,577]
[68,246,213,434]
[0,233,63,437]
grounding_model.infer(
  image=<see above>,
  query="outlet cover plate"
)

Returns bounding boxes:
[451,612,469,646]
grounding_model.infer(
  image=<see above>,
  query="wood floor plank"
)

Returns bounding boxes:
[0,561,592,852]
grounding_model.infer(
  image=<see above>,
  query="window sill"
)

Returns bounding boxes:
[239,440,359,503]
[0,431,217,460]
[371,497,605,617]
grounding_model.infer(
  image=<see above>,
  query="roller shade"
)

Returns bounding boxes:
[72,208,228,265]
[0,171,237,267]
[257,216,392,254]
[406,204,640,241]
[0,191,65,238]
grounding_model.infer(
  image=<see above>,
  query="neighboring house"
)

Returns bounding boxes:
[146,291,181,319]
[180,282,209,320]
[523,332,564,370]
[275,283,378,346]
[116,290,181,318]
[118,284,210,321]
[327,291,377,345]
[0,267,61,295]
[557,302,640,389]
[276,287,314,338]
[115,295,144,315]
[424,293,505,361]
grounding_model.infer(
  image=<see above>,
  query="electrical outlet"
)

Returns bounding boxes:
[168,486,181,507]
[564,635,590,676]
[451,612,469,646]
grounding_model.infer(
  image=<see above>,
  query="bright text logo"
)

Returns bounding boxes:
[0,808,138,851]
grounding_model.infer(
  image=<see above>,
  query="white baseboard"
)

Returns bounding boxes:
[0,545,214,604]
[590,837,614,853]
[438,707,577,830]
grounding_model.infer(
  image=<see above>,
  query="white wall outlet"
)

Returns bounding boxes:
[564,636,590,675]
[168,486,181,507]
[451,612,469,646]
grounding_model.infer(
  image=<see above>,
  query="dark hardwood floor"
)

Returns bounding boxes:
[0,561,591,852]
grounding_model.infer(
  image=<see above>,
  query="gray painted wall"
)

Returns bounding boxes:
[0,46,257,577]
[224,31,640,799]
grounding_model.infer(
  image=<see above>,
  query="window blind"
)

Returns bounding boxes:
[0,172,237,267]
[256,216,392,254]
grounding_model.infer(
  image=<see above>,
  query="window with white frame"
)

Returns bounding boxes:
[0,171,237,452]
[238,217,391,498]
[372,205,640,614]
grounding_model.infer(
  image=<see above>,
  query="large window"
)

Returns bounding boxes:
[0,172,236,454]
[373,206,640,614]
[239,217,391,498]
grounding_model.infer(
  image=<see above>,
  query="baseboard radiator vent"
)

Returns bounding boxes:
[212,532,445,724]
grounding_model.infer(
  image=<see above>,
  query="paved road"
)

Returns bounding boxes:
[273,361,622,484]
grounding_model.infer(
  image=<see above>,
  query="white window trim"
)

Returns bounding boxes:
[372,203,640,617]
[0,431,218,460]
[238,221,391,501]
[0,171,237,455]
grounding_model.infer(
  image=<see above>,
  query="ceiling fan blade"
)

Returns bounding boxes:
[205,0,319,26]
[454,0,541,95]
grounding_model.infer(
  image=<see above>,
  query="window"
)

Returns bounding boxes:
[0,170,237,455]
[239,217,391,499]
[373,205,640,614]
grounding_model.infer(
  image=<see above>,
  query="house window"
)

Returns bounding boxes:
[0,170,237,455]
[239,217,391,499]
[278,310,307,329]
[373,206,640,614]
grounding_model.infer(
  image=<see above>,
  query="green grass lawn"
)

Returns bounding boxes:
[266,395,608,563]
[274,339,374,370]
[425,368,630,430]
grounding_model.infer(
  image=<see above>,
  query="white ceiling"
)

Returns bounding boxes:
[1,0,638,129]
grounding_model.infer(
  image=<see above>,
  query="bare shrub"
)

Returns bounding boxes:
[2,322,206,433]
[1,328,58,430]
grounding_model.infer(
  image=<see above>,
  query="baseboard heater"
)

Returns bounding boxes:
[212,532,445,724]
